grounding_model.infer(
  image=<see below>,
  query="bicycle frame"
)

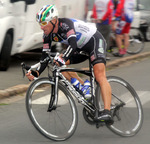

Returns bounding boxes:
[48,62,100,115]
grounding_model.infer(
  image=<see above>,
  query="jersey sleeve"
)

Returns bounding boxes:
[91,4,97,19]
[37,34,52,75]
[61,19,77,62]
[114,0,124,21]
[102,0,113,22]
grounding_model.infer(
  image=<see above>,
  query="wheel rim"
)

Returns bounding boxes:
[26,79,77,141]
[107,77,143,136]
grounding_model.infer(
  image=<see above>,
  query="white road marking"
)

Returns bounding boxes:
[32,91,68,105]
[32,90,150,107]
[137,91,150,105]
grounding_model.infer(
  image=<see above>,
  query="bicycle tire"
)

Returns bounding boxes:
[127,29,145,54]
[26,77,78,141]
[106,76,143,137]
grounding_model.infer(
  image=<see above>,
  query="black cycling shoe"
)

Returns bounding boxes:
[97,109,114,125]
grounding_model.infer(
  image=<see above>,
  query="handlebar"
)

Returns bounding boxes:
[21,51,86,79]
[21,52,57,78]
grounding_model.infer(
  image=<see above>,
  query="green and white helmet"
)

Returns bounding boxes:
[36,5,58,23]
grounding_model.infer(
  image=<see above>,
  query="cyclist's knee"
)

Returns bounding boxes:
[93,63,107,84]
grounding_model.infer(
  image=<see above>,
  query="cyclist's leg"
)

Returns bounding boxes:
[61,53,88,84]
[93,63,111,111]
[61,71,84,84]
[89,31,113,123]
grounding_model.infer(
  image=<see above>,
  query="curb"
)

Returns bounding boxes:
[0,51,150,100]
[106,51,150,69]
[0,84,30,100]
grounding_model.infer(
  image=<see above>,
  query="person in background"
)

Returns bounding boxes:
[84,0,89,21]
[91,0,114,60]
[112,0,135,57]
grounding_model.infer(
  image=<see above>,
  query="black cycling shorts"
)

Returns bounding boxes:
[70,30,107,66]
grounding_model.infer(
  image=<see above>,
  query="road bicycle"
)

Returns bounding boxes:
[21,52,143,141]
[109,27,145,54]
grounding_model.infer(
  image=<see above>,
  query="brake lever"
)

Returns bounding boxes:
[21,62,25,78]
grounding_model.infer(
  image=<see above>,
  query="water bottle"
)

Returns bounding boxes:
[71,78,83,90]
[81,79,91,100]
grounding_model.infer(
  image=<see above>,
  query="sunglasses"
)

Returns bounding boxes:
[39,21,49,26]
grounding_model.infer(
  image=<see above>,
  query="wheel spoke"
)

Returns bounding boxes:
[26,78,78,141]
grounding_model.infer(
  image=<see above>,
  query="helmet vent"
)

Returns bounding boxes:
[46,12,50,17]
[51,8,54,13]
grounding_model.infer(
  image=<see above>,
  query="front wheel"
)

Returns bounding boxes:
[106,76,143,137]
[26,77,78,141]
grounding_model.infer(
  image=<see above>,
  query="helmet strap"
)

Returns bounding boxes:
[49,18,58,34]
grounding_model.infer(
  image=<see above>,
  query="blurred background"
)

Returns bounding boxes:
[0,0,150,71]
[0,0,150,89]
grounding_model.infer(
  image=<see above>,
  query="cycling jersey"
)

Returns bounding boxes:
[114,0,135,23]
[43,18,96,55]
[116,21,131,34]
[91,0,114,25]
[38,18,106,75]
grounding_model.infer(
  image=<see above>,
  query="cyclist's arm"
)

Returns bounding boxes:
[61,19,77,62]
[102,0,113,22]
[37,51,49,75]
[37,34,52,75]
[62,36,77,62]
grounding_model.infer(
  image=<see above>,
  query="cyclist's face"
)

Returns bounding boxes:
[40,22,53,35]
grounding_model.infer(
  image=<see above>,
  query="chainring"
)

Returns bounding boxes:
[82,107,95,125]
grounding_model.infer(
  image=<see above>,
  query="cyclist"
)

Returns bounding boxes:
[26,5,113,123]
[112,0,135,57]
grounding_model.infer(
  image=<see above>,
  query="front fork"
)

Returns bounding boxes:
[47,70,59,112]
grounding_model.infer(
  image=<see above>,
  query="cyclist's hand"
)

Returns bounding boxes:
[54,54,65,66]
[26,70,39,81]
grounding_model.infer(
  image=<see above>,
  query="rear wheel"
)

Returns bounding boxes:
[106,76,143,137]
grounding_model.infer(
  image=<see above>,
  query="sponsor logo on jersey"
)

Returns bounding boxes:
[98,39,104,53]
[76,32,82,41]
[90,54,96,62]
[98,47,104,54]
[43,43,49,49]
[67,29,75,38]
[53,36,59,42]
[61,23,69,30]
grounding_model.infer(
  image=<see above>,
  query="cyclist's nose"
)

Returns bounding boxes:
[41,25,44,30]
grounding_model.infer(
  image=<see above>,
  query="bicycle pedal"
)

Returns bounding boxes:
[105,119,114,126]
[96,122,105,128]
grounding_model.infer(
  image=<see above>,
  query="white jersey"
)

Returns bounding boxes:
[70,19,97,48]
[43,18,97,61]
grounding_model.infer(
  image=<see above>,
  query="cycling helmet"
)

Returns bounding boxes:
[36,5,58,23]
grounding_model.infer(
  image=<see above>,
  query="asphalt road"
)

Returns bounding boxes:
[0,57,150,144]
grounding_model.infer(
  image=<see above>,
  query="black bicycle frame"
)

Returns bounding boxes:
[47,60,101,115]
